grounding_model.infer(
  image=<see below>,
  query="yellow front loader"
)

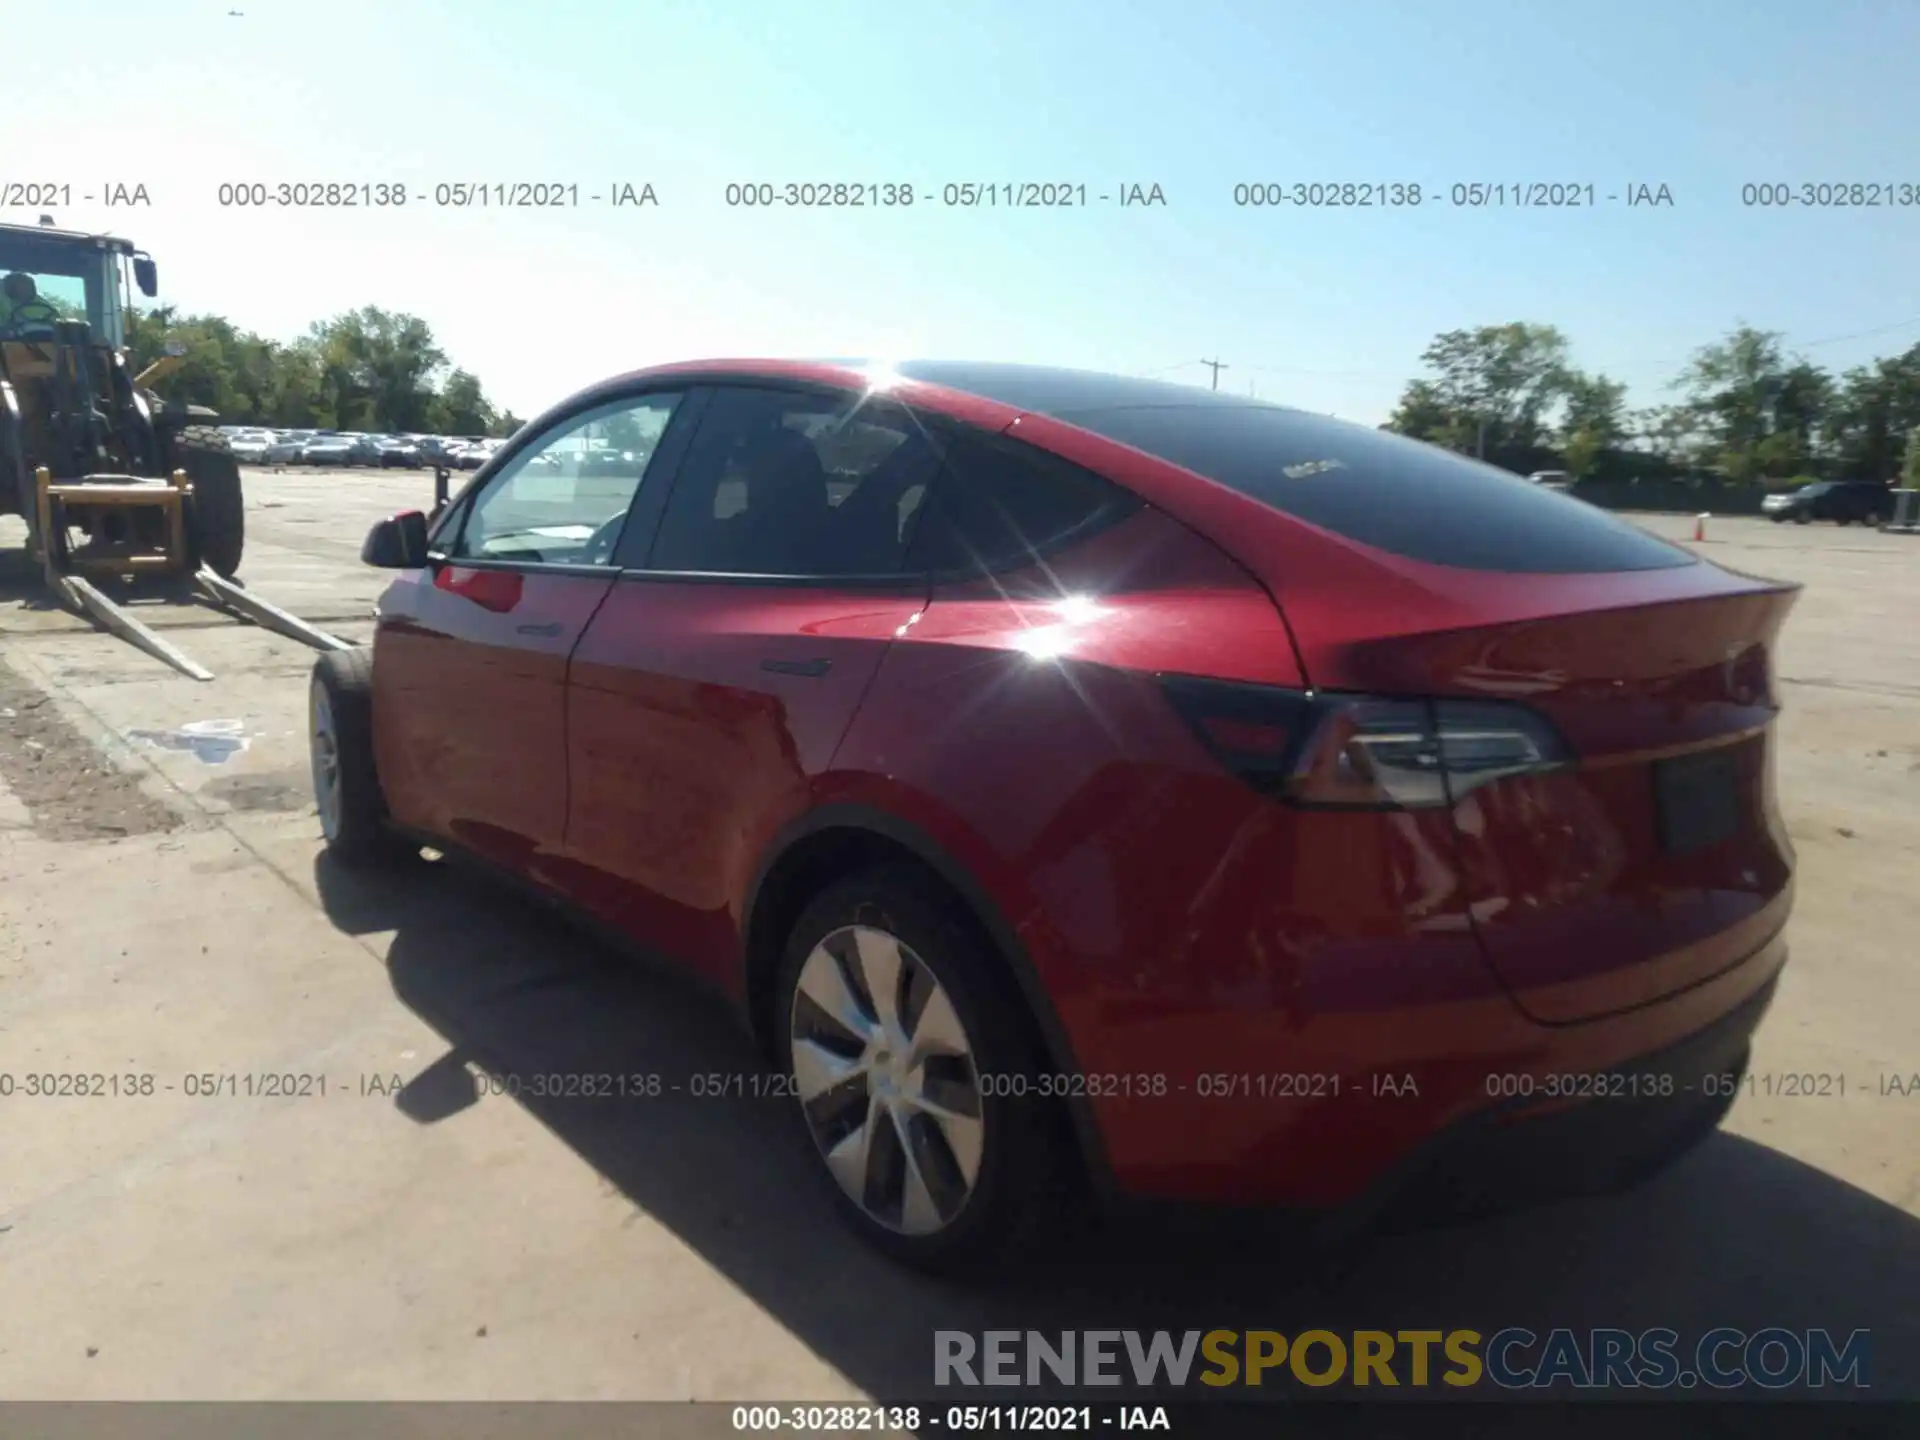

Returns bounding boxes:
[0,219,347,678]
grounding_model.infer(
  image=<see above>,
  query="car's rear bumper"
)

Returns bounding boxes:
[1087,962,1779,1256]
[1341,968,1774,1237]
[1074,921,1787,1212]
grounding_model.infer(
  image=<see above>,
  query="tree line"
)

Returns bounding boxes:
[127,305,524,438]
[122,302,1920,486]
[1383,322,1920,489]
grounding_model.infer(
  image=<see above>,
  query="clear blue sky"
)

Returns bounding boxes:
[17,0,1920,423]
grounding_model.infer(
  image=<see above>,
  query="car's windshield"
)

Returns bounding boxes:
[0,230,127,346]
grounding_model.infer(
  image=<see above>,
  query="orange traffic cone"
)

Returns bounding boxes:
[1693,513,1708,542]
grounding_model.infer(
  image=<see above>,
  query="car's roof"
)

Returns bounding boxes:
[890,360,1309,420]
[615,357,1298,421]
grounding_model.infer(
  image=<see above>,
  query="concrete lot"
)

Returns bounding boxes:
[1,481,1917,1402]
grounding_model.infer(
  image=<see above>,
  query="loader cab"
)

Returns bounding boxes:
[0,223,134,352]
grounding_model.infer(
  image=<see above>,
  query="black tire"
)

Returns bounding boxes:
[773,865,1080,1276]
[1794,512,1810,525]
[2,399,32,533]
[172,425,246,577]
[309,647,410,865]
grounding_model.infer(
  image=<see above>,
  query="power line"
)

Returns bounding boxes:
[1792,314,1920,349]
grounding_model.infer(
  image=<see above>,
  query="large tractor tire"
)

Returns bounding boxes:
[2,408,30,531]
[172,425,245,578]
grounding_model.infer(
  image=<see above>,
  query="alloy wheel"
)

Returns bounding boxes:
[788,924,985,1236]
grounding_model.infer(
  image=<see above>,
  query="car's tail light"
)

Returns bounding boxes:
[1160,676,1572,809]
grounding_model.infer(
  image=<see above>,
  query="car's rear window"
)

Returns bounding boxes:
[1042,403,1695,574]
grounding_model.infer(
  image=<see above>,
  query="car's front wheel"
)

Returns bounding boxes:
[309,647,411,865]
[775,867,1078,1274]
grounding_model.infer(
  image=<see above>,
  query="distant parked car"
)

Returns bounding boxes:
[230,432,274,463]
[1761,480,1892,526]
[379,439,425,469]
[298,438,352,468]
[303,436,381,469]
[264,436,309,466]
[1527,470,1574,492]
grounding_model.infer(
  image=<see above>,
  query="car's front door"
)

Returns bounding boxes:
[372,389,696,872]
[560,383,942,988]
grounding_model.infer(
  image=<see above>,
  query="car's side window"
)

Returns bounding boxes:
[644,386,943,577]
[447,392,684,566]
[905,428,1136,576]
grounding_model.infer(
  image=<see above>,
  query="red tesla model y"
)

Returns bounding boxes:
[312,360,1797,1271]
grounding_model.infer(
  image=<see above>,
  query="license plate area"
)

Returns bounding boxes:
[1654,749,1740,856]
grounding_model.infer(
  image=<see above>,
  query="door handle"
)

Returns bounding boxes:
[516,621,564,637]
[760,657,831,677]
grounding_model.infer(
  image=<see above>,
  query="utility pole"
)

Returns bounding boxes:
[1200,357,1228,391]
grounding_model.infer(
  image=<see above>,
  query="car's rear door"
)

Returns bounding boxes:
[559,382,940,989]
[371,388,697,872]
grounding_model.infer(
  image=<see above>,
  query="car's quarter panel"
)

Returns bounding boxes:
[916,507,1309,687]
[823,512,1506,1206]
[372,564,617,869]
[835,595,1517,1204]
[559,579,929,992]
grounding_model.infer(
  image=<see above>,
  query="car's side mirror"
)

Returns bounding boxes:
[133,256,158,297]
[362,511,431,568]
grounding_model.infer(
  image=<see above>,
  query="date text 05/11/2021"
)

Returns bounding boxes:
[212,182,658,208]
[1229,181,1676,208]
[3,1068,1914,1102]
[0,1071,794,1100]
[728,1403,1173,1433]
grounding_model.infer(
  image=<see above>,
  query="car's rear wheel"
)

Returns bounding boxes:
[1794,512,1810,524]
[309,647,411,865]
[776,867,1077,1274]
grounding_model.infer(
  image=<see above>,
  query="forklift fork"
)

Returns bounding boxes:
[31,464,351,682]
